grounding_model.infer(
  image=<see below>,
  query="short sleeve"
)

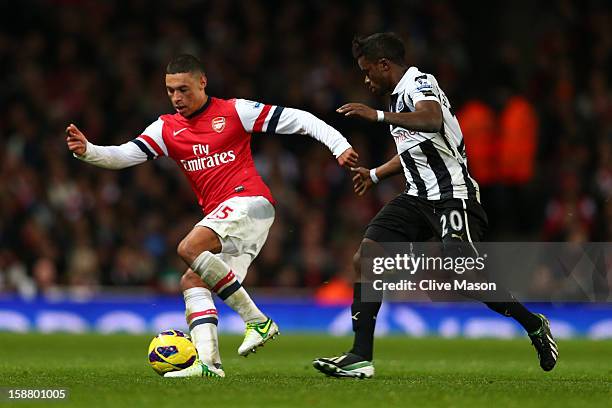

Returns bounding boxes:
[234,99,285,134]
[131,118,168,159]
[408,73,440,105]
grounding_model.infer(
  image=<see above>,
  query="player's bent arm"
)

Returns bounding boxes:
[234,99,352,158]
[381,100,442,133]
[75,141,148,169]
[372,155,403,182]
[277,107,352,157]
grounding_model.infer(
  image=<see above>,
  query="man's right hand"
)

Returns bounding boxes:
[337,103,378,122]
[65,123,88,156]
[351,167,374,196]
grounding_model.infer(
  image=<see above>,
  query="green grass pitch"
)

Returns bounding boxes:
[0,333,610,408]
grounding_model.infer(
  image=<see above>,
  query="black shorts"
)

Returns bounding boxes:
[364,194,488,244]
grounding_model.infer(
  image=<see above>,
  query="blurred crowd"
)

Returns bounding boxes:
[0,0,610,298]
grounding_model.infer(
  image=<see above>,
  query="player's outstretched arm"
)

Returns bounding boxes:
[337,100,442,133]
[351,155,402,196]
[275,107,359,167]
[234,99,358,167]
[336,146,359,168]
[65,123,151,170]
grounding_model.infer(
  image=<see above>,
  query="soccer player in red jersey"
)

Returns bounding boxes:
[66,54,359,378]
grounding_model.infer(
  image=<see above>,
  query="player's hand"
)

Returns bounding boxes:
[337,147,359,168]
[337,103,377,122]
[351,167,374,196]
[65,123,88,156]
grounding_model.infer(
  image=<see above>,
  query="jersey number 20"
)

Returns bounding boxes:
[440,210,463,237]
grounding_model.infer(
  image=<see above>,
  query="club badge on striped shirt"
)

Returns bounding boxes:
[212,117,226,133]
[397,98,404,112]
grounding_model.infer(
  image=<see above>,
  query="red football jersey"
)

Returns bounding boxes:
[137,97,275,214]
[81,96,351,215]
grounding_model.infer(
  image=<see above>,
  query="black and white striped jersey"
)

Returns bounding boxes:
[389,67,480,202]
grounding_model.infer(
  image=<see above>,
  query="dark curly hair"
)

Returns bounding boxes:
[352,32,406,65]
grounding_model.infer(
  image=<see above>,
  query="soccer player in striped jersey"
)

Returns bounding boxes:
[312,33,557,379]
[66,54,358,378]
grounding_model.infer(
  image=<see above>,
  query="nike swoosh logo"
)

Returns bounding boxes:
[173,127,188,136]
[255,320,272,336]
[352,312,360,321]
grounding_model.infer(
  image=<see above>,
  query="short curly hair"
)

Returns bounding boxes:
[352,32,406,65]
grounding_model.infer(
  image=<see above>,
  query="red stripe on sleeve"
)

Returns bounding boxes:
[139,135,164,157]
[212,270,236,293]
[187,309,218,322]
[252,105,272,133]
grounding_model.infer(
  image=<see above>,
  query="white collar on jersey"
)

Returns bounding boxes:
[391,66,418,95]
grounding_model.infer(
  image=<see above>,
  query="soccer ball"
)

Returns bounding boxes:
[148,329,198,375]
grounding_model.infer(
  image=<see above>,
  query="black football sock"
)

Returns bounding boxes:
[484,300,542,333]
[349,282,382,361]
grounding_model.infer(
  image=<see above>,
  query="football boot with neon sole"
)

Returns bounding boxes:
[238,318,279,356]
[164,360,225,378]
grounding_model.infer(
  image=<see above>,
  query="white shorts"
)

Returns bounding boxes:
[196,196,275,282]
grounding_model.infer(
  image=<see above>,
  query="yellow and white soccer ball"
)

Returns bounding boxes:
[147,329,198,376]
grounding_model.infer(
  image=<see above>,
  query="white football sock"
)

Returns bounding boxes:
[184,287,221,367]
[191,251,266,324]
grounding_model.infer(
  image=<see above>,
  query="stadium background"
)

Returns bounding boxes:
[0,0,610,337]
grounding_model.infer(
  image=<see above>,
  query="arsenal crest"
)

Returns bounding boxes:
[212,117,226,133]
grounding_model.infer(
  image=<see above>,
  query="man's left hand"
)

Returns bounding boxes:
[337,147,359,168]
